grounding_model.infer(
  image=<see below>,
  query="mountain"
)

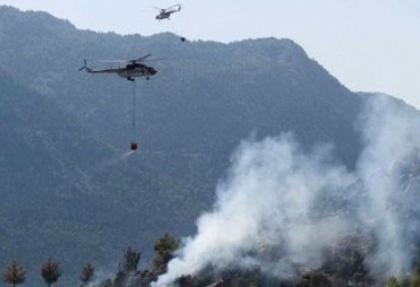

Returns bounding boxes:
[0,5,410,285]
[0,66,206,285]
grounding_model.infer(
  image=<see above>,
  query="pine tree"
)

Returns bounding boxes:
[123,247,141,272]
[3,262,26,287]
[153,233,180,275]
[41,259,61,287]
[80,263,95,286]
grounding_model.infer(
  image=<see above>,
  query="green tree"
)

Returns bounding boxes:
[3,261,26,287]
[41,259,61,287]
[80,263,95,286]
[123,247,141,272]
[153,233,180,275]
[387,276,402,287]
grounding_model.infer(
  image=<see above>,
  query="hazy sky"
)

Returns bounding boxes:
[2,0,420,108]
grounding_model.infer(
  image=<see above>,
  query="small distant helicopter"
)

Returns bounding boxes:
[155,4,182,20]
[79,54,158,81]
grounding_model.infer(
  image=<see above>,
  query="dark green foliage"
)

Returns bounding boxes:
[80,263,95,285]
[154,233,180,256]
[41,259,61,287]
[83,234,420,287]
[123,248,141,272]
[387,276,402,287]
[153,233,180,275]
[140,270,155,286]
[2,261,26,287]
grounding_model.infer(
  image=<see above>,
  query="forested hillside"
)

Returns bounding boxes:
[0,5,399,286]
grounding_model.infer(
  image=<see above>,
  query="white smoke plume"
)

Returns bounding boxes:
[154,95,420,286]
[357,95,420,277]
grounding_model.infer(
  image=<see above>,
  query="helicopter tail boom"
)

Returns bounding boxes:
[79,59,95,73]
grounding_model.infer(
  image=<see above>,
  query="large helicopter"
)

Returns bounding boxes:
[155,4,182,20]
[79,54,158,81]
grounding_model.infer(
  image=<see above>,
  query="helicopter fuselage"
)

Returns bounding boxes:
[80,54,158,81]
[156,12,172,20]
[83,64,157,81]
[155,5,181,20]
[117,64,158,81]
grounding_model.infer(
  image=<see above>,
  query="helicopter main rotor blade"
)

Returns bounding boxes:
[98,60,128,63]
[168,4,182,10]
[98,55,153,64]
[135,54,152,62]
[142,56,168,63]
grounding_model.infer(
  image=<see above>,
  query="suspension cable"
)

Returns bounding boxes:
[132,80,137,128]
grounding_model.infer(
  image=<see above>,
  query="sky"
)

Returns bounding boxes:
[2,0,420,108]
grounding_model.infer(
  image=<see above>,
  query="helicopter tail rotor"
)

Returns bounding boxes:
[79,59,88,71]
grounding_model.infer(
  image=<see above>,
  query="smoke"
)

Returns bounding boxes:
[356,95,420,277]
[88,269,116,287]
[154,95,420,286]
